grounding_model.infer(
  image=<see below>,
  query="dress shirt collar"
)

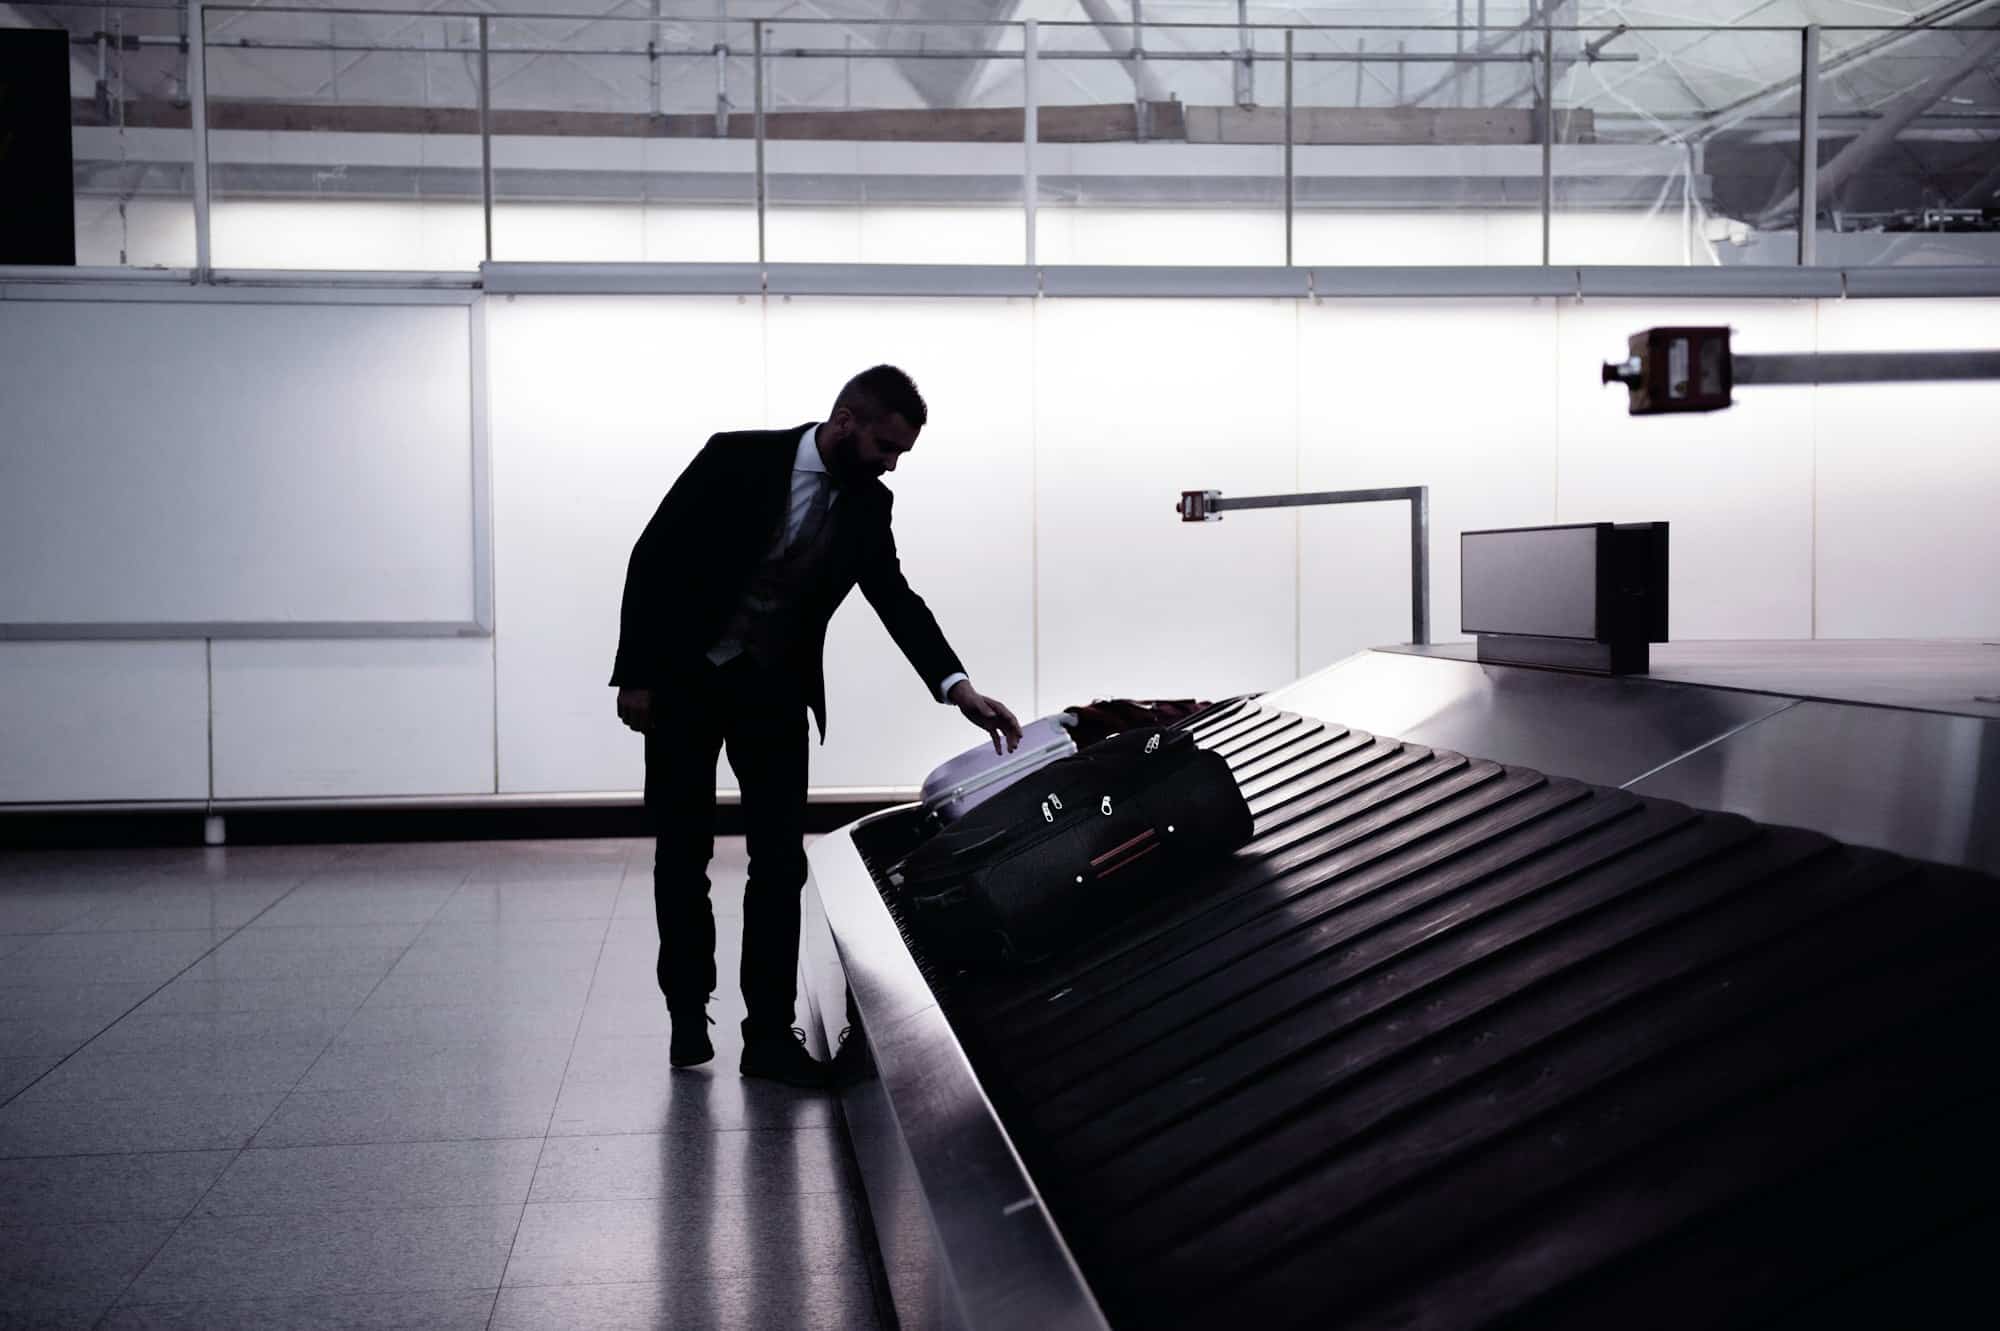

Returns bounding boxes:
[796,424,827,476]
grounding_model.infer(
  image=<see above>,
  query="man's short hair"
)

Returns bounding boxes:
[835,365,927,431]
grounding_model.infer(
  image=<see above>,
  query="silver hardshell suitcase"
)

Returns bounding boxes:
[919,714,1077,825]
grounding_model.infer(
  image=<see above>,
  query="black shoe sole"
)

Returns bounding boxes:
[670,1048,714,1069]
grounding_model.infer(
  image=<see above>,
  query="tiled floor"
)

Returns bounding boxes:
[0,837,889,1331]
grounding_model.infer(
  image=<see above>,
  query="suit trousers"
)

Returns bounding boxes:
[644,655,810,1042]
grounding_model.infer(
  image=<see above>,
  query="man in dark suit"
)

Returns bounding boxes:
[611,366,1023,1087]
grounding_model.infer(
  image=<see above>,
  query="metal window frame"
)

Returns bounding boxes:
[472,261,2000,299]
[54,10,2000,292]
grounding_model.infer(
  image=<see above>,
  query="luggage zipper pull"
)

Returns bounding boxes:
[1041,801,1053,824]
[1101,795,1113,816]
[1145,732,1160,754]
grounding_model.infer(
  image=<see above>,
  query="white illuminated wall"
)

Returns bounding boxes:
[3,263,1998,806]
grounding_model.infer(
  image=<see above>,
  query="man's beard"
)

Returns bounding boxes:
[827,431,878,483]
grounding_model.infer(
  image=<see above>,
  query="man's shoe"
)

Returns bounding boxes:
[669,1008,715,1069]
[828,1026,871,1087]
[739,1028,831,1089]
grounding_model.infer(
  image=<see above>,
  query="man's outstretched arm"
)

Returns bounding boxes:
[858,514,1022,755]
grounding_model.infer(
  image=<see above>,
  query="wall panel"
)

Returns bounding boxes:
[488,295,768,795]
[0,296,476,628]
[0,643,209,803]
[211,640,495,799]
[1813,298,2000,638]
[1298,299,1561,671]
[1033,298,1300,711]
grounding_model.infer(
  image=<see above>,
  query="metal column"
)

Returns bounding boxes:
[1025,20,1039,268]
[1540,11,1554,265]
[754,22,766,266]
[478,15,494,263]
[1284,29,1294,268]
[1798,24,1820,267]
[189,0,210,279]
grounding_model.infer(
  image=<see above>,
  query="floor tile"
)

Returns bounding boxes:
[292,1039,573,1095]
[0,1091,287,1158]
[0,834,895,1327]
[382,942,605,977]
[362,968,597,1010]
[428,885,620,924]
[0,895,119,933]
[252,1084,562,1148]
[573,990,749,1042]
[0,1152,236,1225]
[334,1002,586,1048]
[0,1218,179,1324]
[250,887,458,929]
[0,1303,100,1328]
[123,1205,524,1303]
[2,932,228,986]
[528,1129,847,1204]
[27,1041,331,1101]
[0,982,164,1024]
[86,1008,355,1056]
[0,1015,120,1061]
[133,974,382,1016]
[489,1271,883,1331]
[198,1139,543,1216]
[500,1191,867,1288]
[411,919,612,949]
[0,1059,52,1103]
[99,1287,497,1331]
[222,923,428,951]
[59,888,291,933]
[179,945,405,983]
[547,1061,840,1138]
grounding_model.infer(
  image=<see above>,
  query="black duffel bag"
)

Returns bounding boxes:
[885,723,1253,968]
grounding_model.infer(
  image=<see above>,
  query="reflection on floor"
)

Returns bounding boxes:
[0,836,889,1331]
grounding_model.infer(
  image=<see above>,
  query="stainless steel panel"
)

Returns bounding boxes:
[1630,700,2000,876]
[804,816,1111,1331]
[1265,649,1794,790]
[1390,640,2000,721]
[797,868,968,1331]
[1634,640,2000,721]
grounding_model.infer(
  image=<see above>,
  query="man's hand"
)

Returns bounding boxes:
[616,687,654,735]
[948,680,1023,756]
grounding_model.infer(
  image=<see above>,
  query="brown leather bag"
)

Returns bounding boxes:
[1060,698,1213,750]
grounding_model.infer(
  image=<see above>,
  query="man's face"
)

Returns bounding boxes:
[827,408,918,482]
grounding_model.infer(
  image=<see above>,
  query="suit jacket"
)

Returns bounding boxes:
[610,423,965,738]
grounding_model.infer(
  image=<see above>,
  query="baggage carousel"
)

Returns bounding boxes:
[799,641,2000,1331]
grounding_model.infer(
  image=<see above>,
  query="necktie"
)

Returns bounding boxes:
[788,474,834,561]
